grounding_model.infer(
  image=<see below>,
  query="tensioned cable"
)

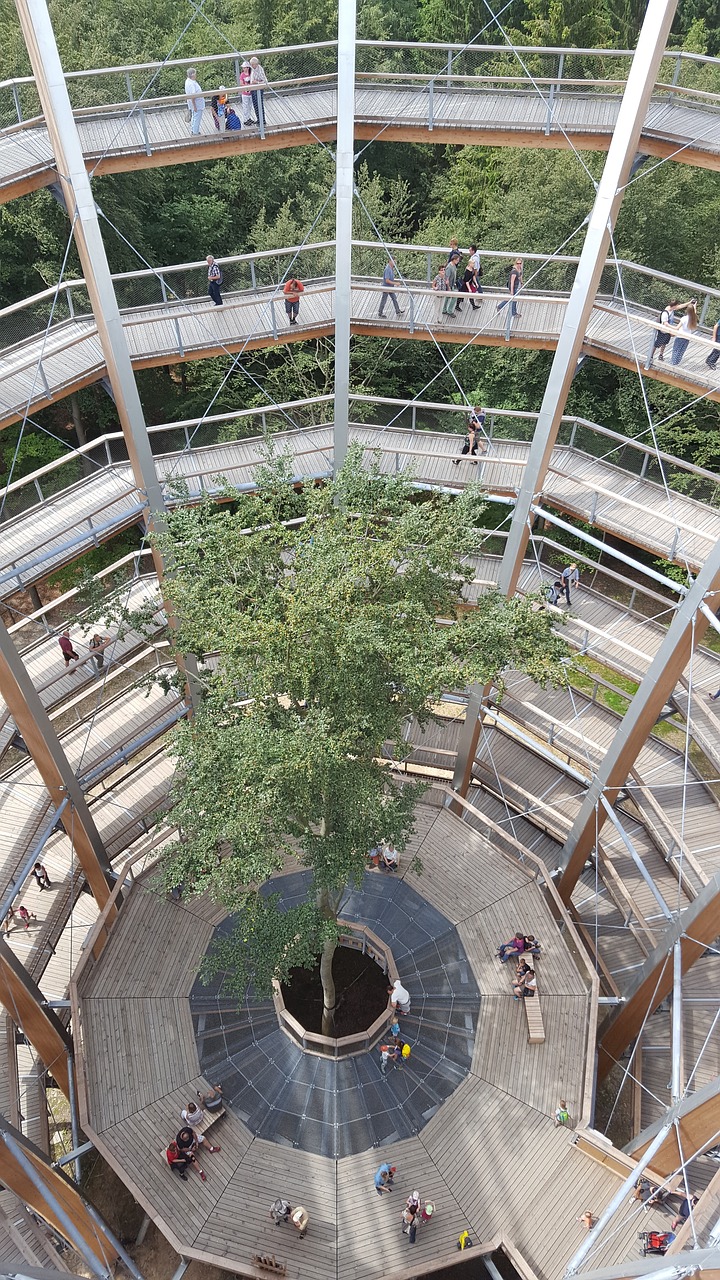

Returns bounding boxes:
[0,213,80,522]
[353,5,514,164]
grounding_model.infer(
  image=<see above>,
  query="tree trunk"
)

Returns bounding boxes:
[319,935,336,1038]
[317,882,342,1038]
[69,394,93,478]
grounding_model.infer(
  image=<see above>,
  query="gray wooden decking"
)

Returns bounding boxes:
[1,425,718,599]
[2,82,720,202]
[74,803,678,1280]
[2,280,720,433]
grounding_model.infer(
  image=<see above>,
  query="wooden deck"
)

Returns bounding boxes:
[2,82,720,205]
[73,803,678,1280]
[2,280,720,434]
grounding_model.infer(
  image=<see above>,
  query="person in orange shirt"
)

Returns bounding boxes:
[283,278,305,325]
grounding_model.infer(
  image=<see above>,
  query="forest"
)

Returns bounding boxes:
[1,0,719,507]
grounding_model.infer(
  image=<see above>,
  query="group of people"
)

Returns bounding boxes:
[4,861,52,935]
[269,1199,309,1237]
[546,563,580,607]
[453,406,487,463]
[58,628,110,672]
[379,1018,411,1074]
[647,297,720,371]
[205,253,305,326]
[497,931,542,999]
[368,838,399,870]
[184,60,267,135]
[165,1086,224,1182]
[373,1167,435,1244]
[379,244,524,325]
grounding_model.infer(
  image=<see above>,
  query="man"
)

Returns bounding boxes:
[498,258,523,318]
[58,629,79,667]
[561,562,579,605]
[443,251,460,316]
[431,263,447,323]
[706,316,720,370]
[374,1162,395,1195]
[89,632,109,671]
[211,86,228,131]
[206,256,223,306]
[184,67,205,136]
[388,978,411,1014]
[283,277,304,325]
[378,259,403,319]
[249,57,267,129]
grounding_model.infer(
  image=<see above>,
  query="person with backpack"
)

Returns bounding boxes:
[206,256,223,306]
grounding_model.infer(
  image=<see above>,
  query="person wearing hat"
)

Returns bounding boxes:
[249,57,268,129]
[238,60,255,125]
[211,86,229,131]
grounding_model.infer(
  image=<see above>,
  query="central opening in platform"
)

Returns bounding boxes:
[274,924,394,1055]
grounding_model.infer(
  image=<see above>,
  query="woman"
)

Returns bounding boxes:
[443,253,460,317]
[432,264,448,323]
[380,842,399,871]
[513,967,537,999]
[670,302,698,366]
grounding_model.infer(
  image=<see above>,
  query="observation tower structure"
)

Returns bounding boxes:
[0,0,719,1276]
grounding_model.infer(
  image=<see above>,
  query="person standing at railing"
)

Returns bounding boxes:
[283,278,304,325]
[459,244,481,311]
[238,61,256,125]
[58,628,79,668]
[185,67,206,136]
[250,57,268,129]
[442,252,461,317]
[211,86,229,131]
[706,316,720,371]
[206,256,223,306]
[670,300,698,366]
[431,264,448,322]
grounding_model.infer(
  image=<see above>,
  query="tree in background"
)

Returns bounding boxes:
[155,447,568,1034]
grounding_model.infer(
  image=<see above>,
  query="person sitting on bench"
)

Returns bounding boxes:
[197,1083,224,1111]
[498,932,525,963]
[513,967,537,999]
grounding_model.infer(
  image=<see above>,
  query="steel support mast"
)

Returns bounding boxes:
[333,0,357,473]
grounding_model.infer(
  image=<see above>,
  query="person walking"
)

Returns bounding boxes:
[378,259,403,319]
[238,61,255,124]
[709,687,720,701]
[249,57,267,129]
[58,629,79,668]
[4,905,16,933]
[646,299,692,367]
[459,244,481,310]
[670,301,698,366]
[17,905,36,930]
[498,258,523,318]
[89,633,109,671]
[185,67,206,136]
[561,563,579,605]
[32,861,52,890]
[706,316,720,370]
[206,256,223,306]
[670,1195,698,1232]
[431,264,448,323]
[453,416,480,465]
[442,252,460,317]
[283,278,304,325]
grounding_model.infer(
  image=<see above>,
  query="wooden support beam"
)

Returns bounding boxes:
[628,1075,720,1175]
[597,871,720,1082]
[0,938,71,1097]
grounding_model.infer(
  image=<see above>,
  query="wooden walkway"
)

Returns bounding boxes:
[1,426,718,599]
[74,803,677,1280]
[2,279,720,433]
[2,81,720,203]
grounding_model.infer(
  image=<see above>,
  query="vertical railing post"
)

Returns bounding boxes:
[124,71,134,102]
[12,84,23,123]
[668,52,682,104]
[428,78,434,130]
[446,49,452,92]
[545,52,564,135]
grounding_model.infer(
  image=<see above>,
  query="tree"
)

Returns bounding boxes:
[154,446,568,1034]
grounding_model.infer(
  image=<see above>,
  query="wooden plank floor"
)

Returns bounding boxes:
[76,802,680,1280]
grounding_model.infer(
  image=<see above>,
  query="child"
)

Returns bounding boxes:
[554,1100,570,1127]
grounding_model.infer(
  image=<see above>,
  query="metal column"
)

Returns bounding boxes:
[13,0,199,708]
[0,620,115,917]
[557,541,720,901]
[497,0,679,600]
[333,0,357,473]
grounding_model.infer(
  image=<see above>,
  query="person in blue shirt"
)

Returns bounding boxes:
[374,1162,396,1195]
[224,106,242,130]
[378,259,404,319]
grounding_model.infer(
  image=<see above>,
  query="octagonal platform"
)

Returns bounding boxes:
[73,801,672,1280]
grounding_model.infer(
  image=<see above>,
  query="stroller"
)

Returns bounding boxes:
[639,1230,675,1256]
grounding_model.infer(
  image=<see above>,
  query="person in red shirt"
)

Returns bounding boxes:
[283,278,304,326]
[58,629,79,667]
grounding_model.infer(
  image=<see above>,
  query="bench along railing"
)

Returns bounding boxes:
[2,39,720,128]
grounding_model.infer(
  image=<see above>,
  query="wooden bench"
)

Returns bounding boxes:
[509,962,545,1044]
[192,1107,225,1136]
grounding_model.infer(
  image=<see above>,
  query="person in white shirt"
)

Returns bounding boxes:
[388,978,411,1014]
[185,67,206,136]
[249,57,268,129]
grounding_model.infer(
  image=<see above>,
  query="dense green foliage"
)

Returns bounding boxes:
[154,450,568,1015]
[1,0,718,488]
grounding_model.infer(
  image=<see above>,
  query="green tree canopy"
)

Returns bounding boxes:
[154,448,568,1030]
